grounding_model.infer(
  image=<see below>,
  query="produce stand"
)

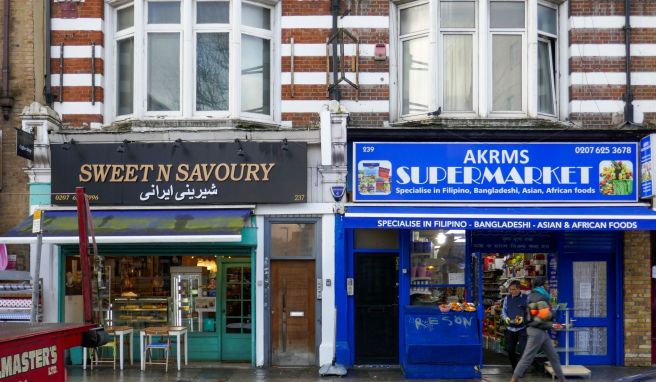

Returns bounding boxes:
[402,306,482,379]
[0,323,94,382]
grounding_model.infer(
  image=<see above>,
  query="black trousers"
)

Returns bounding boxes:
[504,328,527,370]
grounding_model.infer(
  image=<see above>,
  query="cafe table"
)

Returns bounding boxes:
[140,326,188,371]
[83,326,134,370]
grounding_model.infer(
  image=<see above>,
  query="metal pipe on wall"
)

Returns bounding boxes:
[330,0,340,101]
[45,0,53,105]
[623,0,634,124]
[0,0,14,120]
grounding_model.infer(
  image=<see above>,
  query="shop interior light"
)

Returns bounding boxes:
[445,230,466,235]
[436,232,447,245]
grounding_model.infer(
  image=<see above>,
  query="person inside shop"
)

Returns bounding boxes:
[510,277,566,382]
[501,280,528,371]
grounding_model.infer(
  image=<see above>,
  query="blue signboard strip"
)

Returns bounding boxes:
[353,142,638,202]
[640,135,653,198]
[344,206,656,231]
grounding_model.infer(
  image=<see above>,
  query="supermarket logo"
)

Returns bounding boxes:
[357,160,392,195]
[599,160,634,196]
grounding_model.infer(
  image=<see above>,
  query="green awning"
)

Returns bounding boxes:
[0,209,252,244]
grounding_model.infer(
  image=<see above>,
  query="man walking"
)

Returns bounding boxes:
[510,277,566,382]
[501,280,527,371]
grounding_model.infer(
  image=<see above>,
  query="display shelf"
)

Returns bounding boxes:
[411,277,431,282]
[111,297,169,328]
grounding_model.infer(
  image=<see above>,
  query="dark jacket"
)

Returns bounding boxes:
[501,293,528,331]
[526,290,553,330]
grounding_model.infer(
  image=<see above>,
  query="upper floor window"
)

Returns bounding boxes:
[110,0,274,121]
[396,0,560,120]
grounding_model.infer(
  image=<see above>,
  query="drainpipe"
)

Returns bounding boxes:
[330,0,340,101]
[623,0,634,124]
[44,0,53,105]
[0,0,14,120]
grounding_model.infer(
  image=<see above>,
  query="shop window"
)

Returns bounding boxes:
[110,0,275,121]
[270,222,316,257]
[394,0,561,120]
[354,228,399,249]
[409,230,466,306]
[63,254,220,332]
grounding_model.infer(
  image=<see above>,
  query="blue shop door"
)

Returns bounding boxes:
[559,232,618,365]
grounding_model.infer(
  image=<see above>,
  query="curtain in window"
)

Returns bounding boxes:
[537,40,555,115]
[402,37,429,115]
[196,33,229,111]
[443,35,472,112]
[492,35,522,111]
[147,33,180,111]
[241,35,270,115]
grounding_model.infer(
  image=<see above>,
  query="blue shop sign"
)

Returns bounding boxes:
[353,142,638,202]
[640,135,654,198]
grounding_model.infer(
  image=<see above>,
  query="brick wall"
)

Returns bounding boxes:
[623,231,652,366]
[0,0,41,269]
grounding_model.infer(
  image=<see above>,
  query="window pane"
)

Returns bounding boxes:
[402,37,429,115]
[117,38,134,115]
[490,1,525,28]
[197,33,229,111]
[148,1,181,24]
[148,33,180,111]
[573,261,607,318]
[400,3,429,35]
[242,3,270,30]
[197,1,230,23]
[354,229,399,249]
[443,34,472,111]
[271,223,316,257]
[440,1,475,28]
[574,327,608,356]
[538,40,555,115]
[538,4,557,35]
[117,6,134,30]
[241,35,270,114]
[492,35,522,111]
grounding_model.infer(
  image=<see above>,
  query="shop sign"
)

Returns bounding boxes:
[0,342,61,381]
[639,135,655,198]
[353,142,638,202]
[16,129,34,161]
[51,142,307,205]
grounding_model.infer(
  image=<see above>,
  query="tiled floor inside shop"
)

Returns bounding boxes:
[66,364,656,382]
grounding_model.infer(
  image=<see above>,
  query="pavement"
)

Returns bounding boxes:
[65,364,656,382]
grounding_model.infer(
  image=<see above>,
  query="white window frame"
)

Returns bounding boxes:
[239,0,274,121]
[438,0,477,116]
[114,3,136,119]
[144,0,184,117]
[488,0,527,116]
[193,0,232,118]
[390,0,564,121]
[397,0,431,120]
[105,0,278,123]
[536,0,558,118]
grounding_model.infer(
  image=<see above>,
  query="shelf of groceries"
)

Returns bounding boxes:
[481,253,548,352]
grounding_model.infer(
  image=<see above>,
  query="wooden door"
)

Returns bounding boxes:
[271,260,316,365]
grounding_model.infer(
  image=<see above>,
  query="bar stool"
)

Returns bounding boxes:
[143,326,171,372]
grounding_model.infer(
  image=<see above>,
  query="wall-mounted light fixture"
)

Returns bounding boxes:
[282,138,289,151]
[62,138,76,151]
[173,138,183,149]
[235,139,245,157]
[116,139,130,153]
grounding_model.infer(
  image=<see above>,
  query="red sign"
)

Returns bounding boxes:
[0,339,63,381]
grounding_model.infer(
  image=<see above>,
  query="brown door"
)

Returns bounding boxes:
[271,260,316,365]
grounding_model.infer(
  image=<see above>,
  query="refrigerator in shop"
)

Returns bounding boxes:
[171,266,206,331]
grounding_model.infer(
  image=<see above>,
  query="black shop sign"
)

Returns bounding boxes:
[51,141,307,205]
